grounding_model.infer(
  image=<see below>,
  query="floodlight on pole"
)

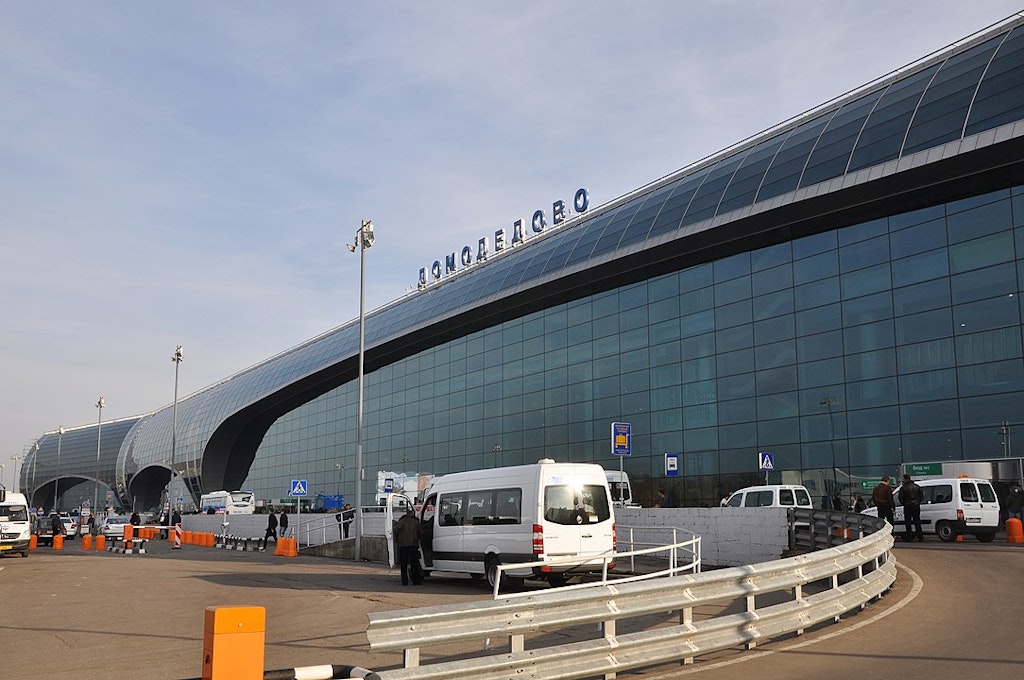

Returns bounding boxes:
[94,397,104,515]
[54,427,65,511]
[347,219,374,561]
[169,345,183,518]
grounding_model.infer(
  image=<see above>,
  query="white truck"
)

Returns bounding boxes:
[0,490,33,557]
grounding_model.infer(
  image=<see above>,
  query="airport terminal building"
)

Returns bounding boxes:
[19,15,1024,512]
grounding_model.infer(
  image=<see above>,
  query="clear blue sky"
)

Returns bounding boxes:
[2,1,1021,487]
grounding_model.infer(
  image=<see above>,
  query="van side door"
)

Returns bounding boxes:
[434,492,466,572]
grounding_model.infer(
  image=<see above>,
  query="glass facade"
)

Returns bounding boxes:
[246,186,1024,508]
[18,15,1024,512]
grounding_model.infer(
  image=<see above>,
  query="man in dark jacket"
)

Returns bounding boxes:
[395,509,423,586]
[262,509,278,550]
[1005,484,1024,522]
[872,476,895,529]
[898,474,924,542]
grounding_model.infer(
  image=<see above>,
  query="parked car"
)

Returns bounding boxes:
[722,484,814,509]
[59,514,78,539]
[97,516,129,539]
[862,477,1000,542]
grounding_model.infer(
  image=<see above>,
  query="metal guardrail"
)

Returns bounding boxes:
[492,524,702,598]
[366,511,895,679]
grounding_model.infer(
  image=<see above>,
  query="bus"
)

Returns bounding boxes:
[198,490,256,515]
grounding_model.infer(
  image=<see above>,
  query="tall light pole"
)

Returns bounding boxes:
[94,397,105,515]
[10,454,21,492]
[170,345,184,518]
[31,441,39,507]
[347,218,374,561]
[335,462,343,506]
[54,427,65,511]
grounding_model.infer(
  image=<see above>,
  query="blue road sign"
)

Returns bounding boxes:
[612,422,632,456]
[290,479,308,497]
[665,452,679,476]
[758,452,775,471]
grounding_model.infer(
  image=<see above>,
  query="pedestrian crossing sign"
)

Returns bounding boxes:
[290,479,308,497]
[758,452,775,471]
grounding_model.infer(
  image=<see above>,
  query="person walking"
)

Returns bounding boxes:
[395,508,423,586]
[898,474,924,542]
[279,509,289,537]
[872,475,895,530]
[1004,484,1024,522]
[262,508,278,550]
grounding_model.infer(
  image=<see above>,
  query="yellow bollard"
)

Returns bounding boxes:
[201,606,265,680]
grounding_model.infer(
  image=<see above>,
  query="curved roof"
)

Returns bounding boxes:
[24,14,1024,505]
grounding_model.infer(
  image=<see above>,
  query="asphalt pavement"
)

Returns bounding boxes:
[2,534,1022,680]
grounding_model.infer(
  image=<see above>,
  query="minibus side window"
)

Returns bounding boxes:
[979,483,996,503]
[779,489,795,506]
[960,483,979,503]
[439,493,465,526]
[494,489,522,524]
[544,485,610,524]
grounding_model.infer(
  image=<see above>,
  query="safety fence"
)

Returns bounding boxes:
[492,524,702,598]
[366,512,894,679]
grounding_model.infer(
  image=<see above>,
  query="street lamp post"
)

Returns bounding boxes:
[10,454,21,492]
[94,397,104,515]
[335,462,343,506]
[169,345,184,519]
[347,219,374,561]
[54,427,65,511]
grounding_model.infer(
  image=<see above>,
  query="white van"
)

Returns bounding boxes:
[864,477,1000,542]
[0,490,33,557]
[417,460,616,587]
[723,484,814,509]
[605,469,639,508]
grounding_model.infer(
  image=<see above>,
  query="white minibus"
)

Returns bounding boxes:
[416,460,616,587]
[0,490,32,557]
[198,490,256,515]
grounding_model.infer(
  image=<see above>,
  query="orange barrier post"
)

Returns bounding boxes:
[124,524,135,542]
[168,527,175,544]
[207,532,216,547]
[53,534,64,550]
[184,530,194,545]
[1006,517,1024,544]
[29,534,37,550]
[95,534,106,551]
[174,524,182,549]
[201,606,265,680]
[81,534,93,550]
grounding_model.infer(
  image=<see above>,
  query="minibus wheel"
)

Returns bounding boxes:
[935,521,957,542]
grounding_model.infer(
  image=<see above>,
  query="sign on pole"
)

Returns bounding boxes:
[611,422,631,456]
[289,479,308,497]
[758,452,775,471]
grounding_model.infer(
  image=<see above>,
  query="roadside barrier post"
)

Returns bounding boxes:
[174,524,182,549]
[1007,517,1024,544]
[201,606,265,680]
[81,534,93,550]
[53,533,64,550]
[95,534,106,551]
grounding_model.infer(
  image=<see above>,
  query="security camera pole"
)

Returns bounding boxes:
[348,219,374,561]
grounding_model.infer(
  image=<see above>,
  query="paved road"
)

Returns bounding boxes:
[2,536,1021,679]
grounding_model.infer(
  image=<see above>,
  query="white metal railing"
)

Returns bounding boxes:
[295,513,345,547]
[366,514,893,679]
[492,524,701,598]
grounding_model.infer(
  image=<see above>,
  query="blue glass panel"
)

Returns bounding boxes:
[957,359,1024,396]
[955,327,1023,365]
[903,36,1000,155]
[800,89,884,187]
[946,198,1012,244]
[949,231,1015,274]
[839,218,888,246]
[751,242,792,271]
[715,275,751,305]
[794,277,840,311]
[792,230,837,259]
[893,278,951,315]
[717,136,788,214]
[844,320,895,354]
[951,262,1017,304]
[895,308,953,345]
[588,202,645,260]
[891,248,949,287]
[795,301,841,334]
[847,377,898,409]
[715,252,751,282]
[616,183,677,249]
[554,215,608,271]
[890,218,946,259]
[647,168,714,239]
[757,115,832,202]
[753,289,794,321]
[682,154,748,226]
[899,337,953,378]
[798,329,843,361]
[953,295,1020,335]
[848,64,940,172]
[752,263,793,295]
[966,26,1024,134]
[848,406,900,437]
[794,250,839,285]
[899,369,958,402]
[840,234,890,271]
[843,291,893,326]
